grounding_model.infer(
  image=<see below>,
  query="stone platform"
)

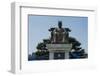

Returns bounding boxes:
[46,44,72,59]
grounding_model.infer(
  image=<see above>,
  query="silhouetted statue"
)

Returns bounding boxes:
[49,21,71,43]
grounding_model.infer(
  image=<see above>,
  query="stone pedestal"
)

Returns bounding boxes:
[49,52,69,59]
[49,52,54,60]
[46,44,72,60]
[65,52,69,59]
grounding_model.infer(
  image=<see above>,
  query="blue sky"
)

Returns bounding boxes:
[28,15,88,55]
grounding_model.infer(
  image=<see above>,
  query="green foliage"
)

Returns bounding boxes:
[68,37,81,50]
[35,51,49,56]
[36,42,46,50]
[43,39,51,44]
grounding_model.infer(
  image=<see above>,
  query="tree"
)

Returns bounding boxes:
[36,42,46,51]
[68,37,81,50]
[68,37,87,58]
[43,39,51,44]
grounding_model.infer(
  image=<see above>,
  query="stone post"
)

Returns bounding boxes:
[65,52,69,59]
[49,52,54,60]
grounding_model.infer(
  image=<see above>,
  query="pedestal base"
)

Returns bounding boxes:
[49,52,69,59]
[65,52,69,59]
[49,52,54,60]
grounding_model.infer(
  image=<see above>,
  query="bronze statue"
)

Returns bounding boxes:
[49,21,71,43]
